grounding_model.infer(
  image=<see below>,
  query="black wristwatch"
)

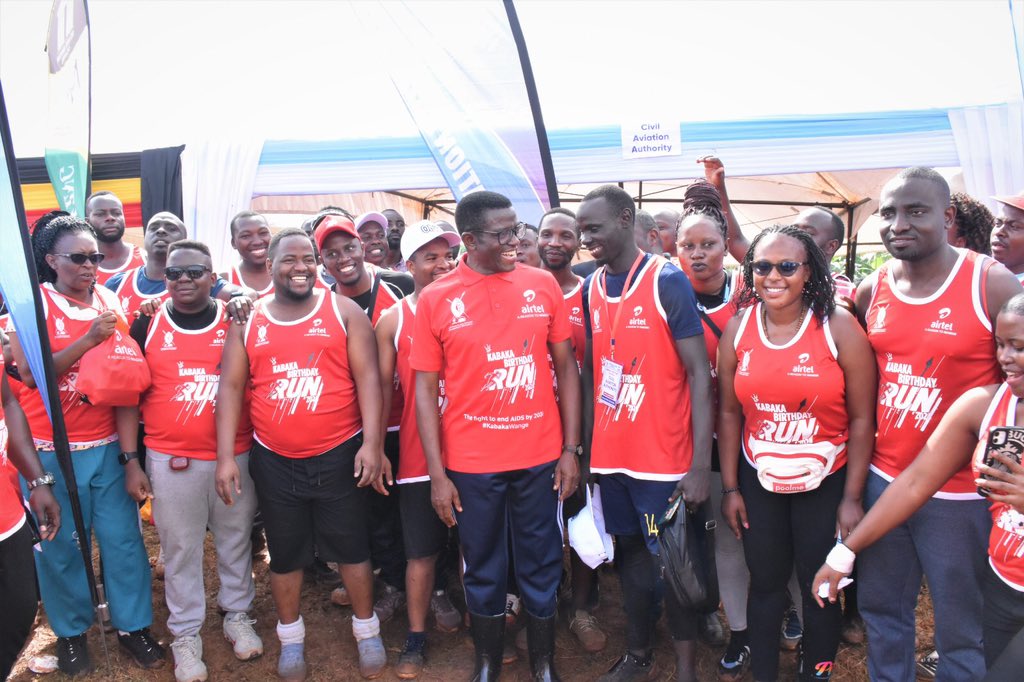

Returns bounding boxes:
[118,451,139,466]
[26,473,56,490]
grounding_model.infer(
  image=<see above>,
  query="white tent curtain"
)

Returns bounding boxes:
[948,102,1024,208]
[181,139,265,271]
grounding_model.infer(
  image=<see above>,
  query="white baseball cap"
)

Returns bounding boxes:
[401,220,462,261]
[355,211,389,235]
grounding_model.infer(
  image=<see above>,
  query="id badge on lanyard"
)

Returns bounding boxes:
[598,253,644,409]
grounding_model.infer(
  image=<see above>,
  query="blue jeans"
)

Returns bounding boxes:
[448,460,562,618]
[858,471,989,682]
[23,442,152,637]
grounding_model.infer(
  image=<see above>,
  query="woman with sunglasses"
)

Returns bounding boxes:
[7,214,164,676]
[716,225,876,682]
[675,181,752,681]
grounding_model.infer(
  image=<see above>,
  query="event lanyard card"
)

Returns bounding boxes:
[599,356,623,408]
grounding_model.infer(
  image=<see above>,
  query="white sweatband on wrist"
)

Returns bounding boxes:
[352,613,380,641]
[825,541,856,574]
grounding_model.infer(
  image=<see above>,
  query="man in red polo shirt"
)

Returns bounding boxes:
[215,229,388,680]
[412,191,581,681]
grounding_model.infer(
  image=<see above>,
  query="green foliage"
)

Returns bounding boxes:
[831,250,891,285]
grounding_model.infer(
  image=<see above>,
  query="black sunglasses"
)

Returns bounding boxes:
[751,260,806,277]
[55,252,105,265]
[165,265,212,281]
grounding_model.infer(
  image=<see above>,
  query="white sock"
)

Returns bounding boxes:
[352,613,380,641]
[277,616,305,645]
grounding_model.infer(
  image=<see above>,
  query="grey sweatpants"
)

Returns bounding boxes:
[148,450,257,638]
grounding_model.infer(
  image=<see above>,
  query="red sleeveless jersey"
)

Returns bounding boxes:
[112,266,170,318]
[866,249,999,498]
[17,285,119,443]
[0,352,26,541]
[141,301,252,459]
[699,270,743,384]
[589,256,693,480]
[394,298,447,483]
[244,290,361,458]
[96,244,145,286]
[971,383,1024,590]
[733,304,849,476]
[565,280,586,370]
[228,265,274,297]
[366,272,404,431]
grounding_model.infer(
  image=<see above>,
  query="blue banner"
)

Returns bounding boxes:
[353,0,554,227]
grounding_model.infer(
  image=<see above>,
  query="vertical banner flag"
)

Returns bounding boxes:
[45,0,91,217]
[1,81,101,609]
[1012,0,1024,96]
[353,0,556,227]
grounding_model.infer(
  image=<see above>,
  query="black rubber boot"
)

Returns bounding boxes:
[527,613,561,681]
[469,613,505,682]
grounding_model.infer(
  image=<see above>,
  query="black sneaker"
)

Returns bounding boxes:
[396,635,427,679]
[57,634,94,676]
[916,650,938,679]
[118,628,166,669]
[598,652,657,681]
[717,632,750,682]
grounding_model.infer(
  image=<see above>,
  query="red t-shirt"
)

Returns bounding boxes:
[410,259,569,474]
[733,304,850,481]
[16,285,120,444]
[588,256,693,480]
[96,244,145,287]
[141,301,253,459]
[112,266,170,318]
[972,383,1024,591]
[866,249,1000,498]
[244,290,361,458]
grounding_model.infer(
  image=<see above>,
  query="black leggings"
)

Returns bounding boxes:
[982,562,1024,681]
[0,523,38,679]
[616,533,697,655]
[739,459,845,681]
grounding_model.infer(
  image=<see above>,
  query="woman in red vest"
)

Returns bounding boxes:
[717,225,876,682]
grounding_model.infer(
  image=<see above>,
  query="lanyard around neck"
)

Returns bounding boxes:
[601,252,645,360]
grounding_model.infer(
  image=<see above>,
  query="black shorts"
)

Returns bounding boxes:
[249,434,370,573]
[399,480,449,560]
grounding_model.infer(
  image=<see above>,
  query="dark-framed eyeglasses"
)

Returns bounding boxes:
[54,252,105,265]
[165,265,212,281]
[470,223,526,246]
[751,260,806,277]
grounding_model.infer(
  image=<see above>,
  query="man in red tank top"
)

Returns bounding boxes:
[87,191,145,286]
[225,211,274,296]
[854,167,1022,682]
[215,230,389,680]
[128,240,263,680]
[411,191,580,681]
[317,215,412,623]
[578,185,713,682]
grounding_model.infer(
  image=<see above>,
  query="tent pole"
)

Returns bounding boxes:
[503,0,559,208]
[638,180,643,210]
[845,202,858,279]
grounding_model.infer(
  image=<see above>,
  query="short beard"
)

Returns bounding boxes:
[275,282,315,302]
[94,226,125,243]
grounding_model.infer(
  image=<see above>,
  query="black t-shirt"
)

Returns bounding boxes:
[129,300,219,354]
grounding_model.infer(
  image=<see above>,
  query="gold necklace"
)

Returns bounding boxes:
[761,302,807,343]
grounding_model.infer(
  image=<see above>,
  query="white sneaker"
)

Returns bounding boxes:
[223,612,264,660]
[171,636,207,682]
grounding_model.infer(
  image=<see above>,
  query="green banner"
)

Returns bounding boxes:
[43,147,88,215]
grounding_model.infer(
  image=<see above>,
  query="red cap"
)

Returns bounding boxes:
[314,216,359,252]
[993,190,1024,212]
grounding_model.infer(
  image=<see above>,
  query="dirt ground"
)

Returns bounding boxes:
[10,525,936,681]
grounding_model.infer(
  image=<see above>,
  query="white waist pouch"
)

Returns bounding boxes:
[568,484,615,569]
[745,436,845,494]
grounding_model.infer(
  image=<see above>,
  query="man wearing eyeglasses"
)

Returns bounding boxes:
[127,240,263,682]
[412,190,581,681]
[991,190,1024,283]
[853,168,1022,682]
[106,212,246,317]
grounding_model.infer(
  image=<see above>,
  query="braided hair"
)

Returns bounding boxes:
[679,181,727,240]
[31,213,94,284]
[734,225,836,323]
[951,192,994,255]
